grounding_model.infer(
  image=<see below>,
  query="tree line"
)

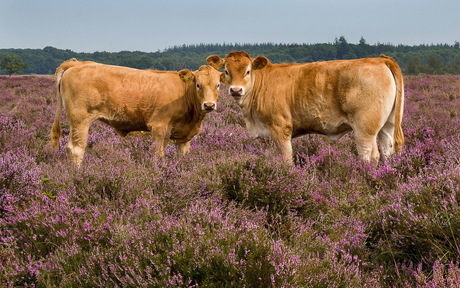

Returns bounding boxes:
[1,37,460,75]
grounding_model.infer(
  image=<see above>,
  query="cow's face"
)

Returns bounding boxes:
[178,66,221,112]
[207,51,269,101]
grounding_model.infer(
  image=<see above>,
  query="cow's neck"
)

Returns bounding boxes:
[169,86,206,142]
[183,85,206,122]
[174,85,206,136]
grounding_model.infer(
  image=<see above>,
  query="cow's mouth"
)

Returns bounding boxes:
[231,94,244,102]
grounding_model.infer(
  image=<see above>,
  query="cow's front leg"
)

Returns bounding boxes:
[270,123,294,165]
[150,127,168,158]
[272,138,293,165]
[176,141,191,156]
[154,137,165,157]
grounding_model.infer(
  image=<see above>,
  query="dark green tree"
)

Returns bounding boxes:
[335,36,349,59]
[450,56,460,74]
[355,36,370,58]
[119,56,153,69]
[427,54,443,74]
[0,54,28,76]
[407,56,422,74]
[454,41,459,49]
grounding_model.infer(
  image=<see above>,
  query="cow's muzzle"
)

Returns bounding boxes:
[229,86,244,97]
[202,101,216,112]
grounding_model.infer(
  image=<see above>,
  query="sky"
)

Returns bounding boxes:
[1,0,459,53]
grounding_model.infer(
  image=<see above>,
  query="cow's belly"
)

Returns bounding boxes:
[99,117,149,133]
[323,123,353,140]
[245,113,353,141]
[293,120,352,140]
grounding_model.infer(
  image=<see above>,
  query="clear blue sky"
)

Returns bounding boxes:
[1,0,459,53]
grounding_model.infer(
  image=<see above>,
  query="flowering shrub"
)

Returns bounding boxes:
[0,74,459,287]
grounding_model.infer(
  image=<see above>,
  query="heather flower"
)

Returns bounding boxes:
[1,75,460,287]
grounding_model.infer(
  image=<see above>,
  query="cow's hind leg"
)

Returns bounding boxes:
[377,107,397,160]
[377,120,395,160]
[354,130,380,165]
[66,120,91,167]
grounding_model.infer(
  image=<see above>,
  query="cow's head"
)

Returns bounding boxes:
[178,66,221,113]
[206,51,269,100]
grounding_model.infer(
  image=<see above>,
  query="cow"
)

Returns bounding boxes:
[50,59,221,167]
[207,51,404,165]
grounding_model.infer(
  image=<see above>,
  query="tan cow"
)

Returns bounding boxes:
[207,51,404,164]
[50,59,221,166]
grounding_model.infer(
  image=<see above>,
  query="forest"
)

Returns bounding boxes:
[1,37,460,75]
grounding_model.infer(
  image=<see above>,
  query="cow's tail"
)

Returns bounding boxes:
[381,55,404,154]
[50,58,80,149]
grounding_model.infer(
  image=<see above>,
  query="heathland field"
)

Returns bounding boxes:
[1,74,460,287]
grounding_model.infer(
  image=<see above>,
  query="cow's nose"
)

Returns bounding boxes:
[203,102,216,111]
[229,86,243,96]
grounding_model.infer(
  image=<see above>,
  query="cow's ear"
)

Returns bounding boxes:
[220,72,228,84]
[252,56,269,70]
[206,55,225,70]
[178,69,195,84]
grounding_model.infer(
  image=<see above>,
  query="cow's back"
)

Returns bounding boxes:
[62,64,184,106]
[307,57,396,113]
[64,65,184,114]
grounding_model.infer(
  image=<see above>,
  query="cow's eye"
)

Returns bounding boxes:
[245,70,250,76]
[196,83,201,89]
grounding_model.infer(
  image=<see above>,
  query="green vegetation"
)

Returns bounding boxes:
[0,54,28,76]
[1,37,460,74]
